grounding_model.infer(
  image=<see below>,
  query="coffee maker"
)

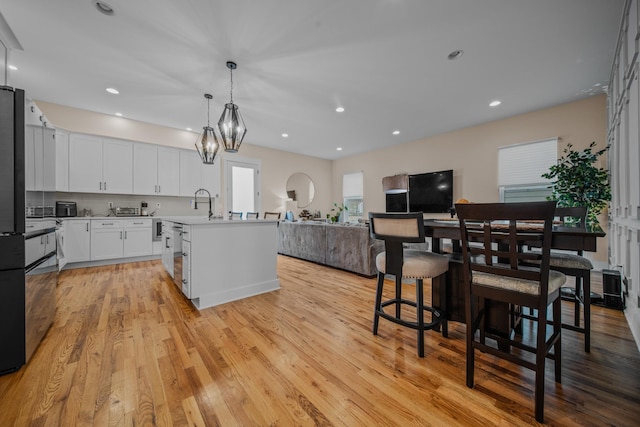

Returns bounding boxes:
[141,201,148,216]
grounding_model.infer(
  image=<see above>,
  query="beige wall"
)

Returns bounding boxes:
[332,95,608,264]
[37,102,332,219]
[39,96,608,263]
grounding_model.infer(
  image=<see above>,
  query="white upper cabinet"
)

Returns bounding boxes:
[68,134,133,194]
[133,143,180,196]
[43,128,56,192]
[55,130,69,192]
[133,143,159,195]
[157,147,180,196]
[68,134,104,193]
[102,138,133,194]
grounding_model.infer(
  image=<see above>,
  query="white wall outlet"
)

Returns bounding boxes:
[156,202,161,209]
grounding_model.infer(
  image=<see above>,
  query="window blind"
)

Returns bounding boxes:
[343,172,363,197]
[498,138,557,186]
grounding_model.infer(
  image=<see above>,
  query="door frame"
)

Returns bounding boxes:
[223,155,262,215]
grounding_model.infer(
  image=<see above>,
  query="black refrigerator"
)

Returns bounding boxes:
[0,86,57,375]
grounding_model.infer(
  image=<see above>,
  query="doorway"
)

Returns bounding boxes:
[224,156,261,216]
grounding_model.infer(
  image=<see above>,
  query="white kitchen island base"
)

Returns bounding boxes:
[191,278,280,310]
[163,217,280,310]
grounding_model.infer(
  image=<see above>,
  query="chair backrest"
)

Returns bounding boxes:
[369,212,425,276]
[264,211,281,219]
[455,201,556,305]
[246,212,259,219]
[229,211,243,220]
[555,206,587,228]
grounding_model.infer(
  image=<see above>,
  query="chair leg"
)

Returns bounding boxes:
[416,279,425,357]
[534,305,548,423]
[438,274,448,338]
[372,272,384,335]
[574,275,581,327]
[465,293,475,388]
[395,275,402,319]
[583,271,591,352]
[553,297,562,383]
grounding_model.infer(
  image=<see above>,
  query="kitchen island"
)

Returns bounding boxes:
[162,216,280,310]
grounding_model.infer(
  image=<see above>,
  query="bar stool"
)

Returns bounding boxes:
[369,212,449,357]
[525,206,593,352]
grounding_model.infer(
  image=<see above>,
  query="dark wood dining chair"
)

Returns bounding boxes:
[369,212,449,357]
[263,211,281,219]
[229,211,243,220]
[524,206,593,352]
[245,212,259,219]
[455,201,565,423]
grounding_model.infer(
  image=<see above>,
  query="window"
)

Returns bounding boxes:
[498,138,557,203]
[343,172,364,221]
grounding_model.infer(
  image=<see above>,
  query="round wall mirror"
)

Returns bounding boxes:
[286,173,315,208]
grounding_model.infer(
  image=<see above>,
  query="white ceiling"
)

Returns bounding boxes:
[1,0,623,160]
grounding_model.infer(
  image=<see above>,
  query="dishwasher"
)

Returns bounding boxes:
[172,224,183,292]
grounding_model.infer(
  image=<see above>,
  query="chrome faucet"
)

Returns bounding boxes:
[194,188,213,219]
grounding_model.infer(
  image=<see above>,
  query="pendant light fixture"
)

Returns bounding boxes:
[195,93,220,164]
[218,61,247,153]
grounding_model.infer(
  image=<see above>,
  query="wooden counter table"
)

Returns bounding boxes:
[425,218,605,331]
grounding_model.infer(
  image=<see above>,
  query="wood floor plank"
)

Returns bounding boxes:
[0,256,639,426]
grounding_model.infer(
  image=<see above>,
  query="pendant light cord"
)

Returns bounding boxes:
[207,97,210,126]
[229,67,234,104]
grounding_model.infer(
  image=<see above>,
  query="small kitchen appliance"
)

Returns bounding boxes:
[55,201,77,217]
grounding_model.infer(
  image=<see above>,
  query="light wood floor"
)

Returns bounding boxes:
[0,256,638,426]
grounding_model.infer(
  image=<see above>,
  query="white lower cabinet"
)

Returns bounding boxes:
[123,220,153,257]
[90,219,152,261]
[64,220,91,263]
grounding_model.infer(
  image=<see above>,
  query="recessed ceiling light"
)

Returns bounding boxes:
[186,127,192,131]
[106,87,119,94]
[336,147,343,151]
[94,1,115,16]
[448,50,464,60]
[282,133,289,138]
[392,130,400,135]
[8,65,17,71]
[115,112,122,117]
[336,107,345,113]
[489,100,501,107]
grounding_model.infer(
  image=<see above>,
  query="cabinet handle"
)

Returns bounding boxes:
[182,279,187,284]
[46,235,49,244]
[103,222,114,225]
[165,237,170,248]
[86,223,89,232]
[155,185,158,193]
[99,182,102,191]
[158,185,161,193]
[120,231,123,240]
[133,222,143,225]
[104,182,107,191]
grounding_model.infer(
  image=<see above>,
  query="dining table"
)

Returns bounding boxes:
[424,218,606,337]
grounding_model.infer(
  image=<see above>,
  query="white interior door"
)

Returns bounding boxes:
[224,157,261,216]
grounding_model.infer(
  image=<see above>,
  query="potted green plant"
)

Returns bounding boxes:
[326,203,347,223]
[542,141,611,227]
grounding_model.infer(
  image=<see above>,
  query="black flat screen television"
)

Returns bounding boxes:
[409,170,453,213]
[385,170,454,213]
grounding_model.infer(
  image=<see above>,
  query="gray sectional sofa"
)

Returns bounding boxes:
[277,221,385,276]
